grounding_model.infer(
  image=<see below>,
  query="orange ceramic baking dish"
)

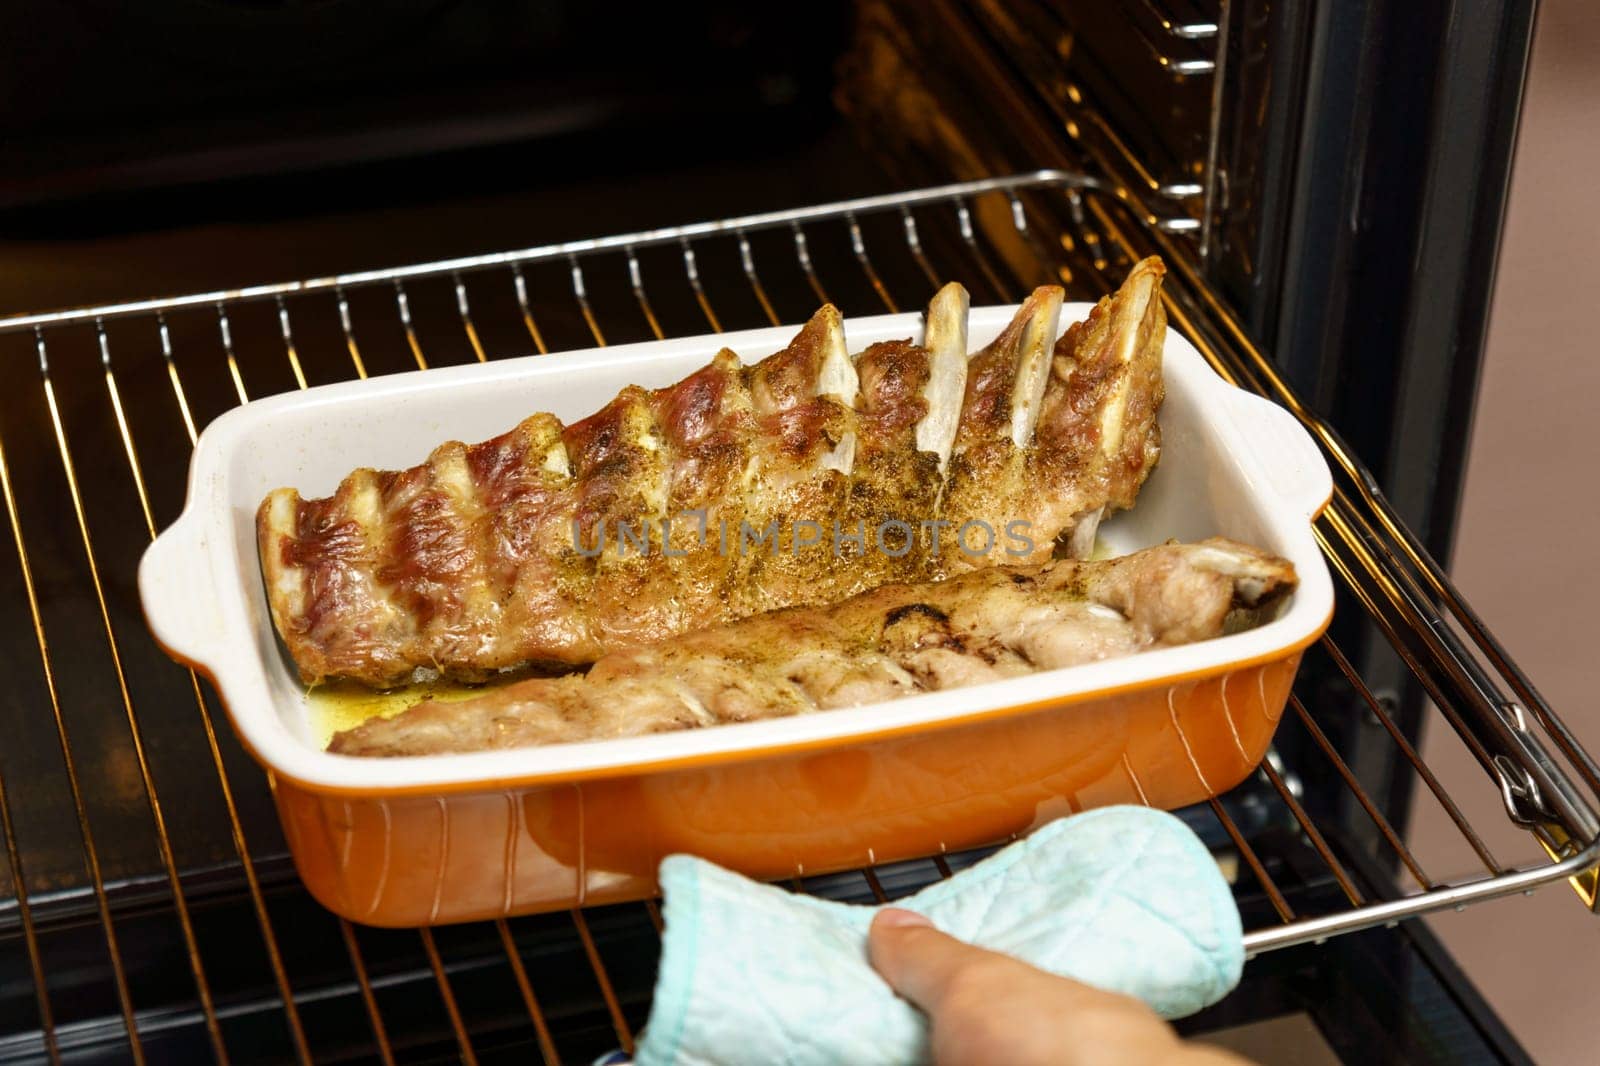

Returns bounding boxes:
[140,304,1334,926]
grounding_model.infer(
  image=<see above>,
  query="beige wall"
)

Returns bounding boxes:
[1406,0,1600,1060]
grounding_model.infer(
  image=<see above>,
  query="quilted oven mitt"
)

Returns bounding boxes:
[633,805,1243,1066]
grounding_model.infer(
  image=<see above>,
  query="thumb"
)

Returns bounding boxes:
[868,908,1003,1013]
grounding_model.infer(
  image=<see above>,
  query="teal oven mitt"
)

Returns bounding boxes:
[634,805,1243,1066]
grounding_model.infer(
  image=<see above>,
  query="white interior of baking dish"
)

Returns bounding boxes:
[139,305,1335,792]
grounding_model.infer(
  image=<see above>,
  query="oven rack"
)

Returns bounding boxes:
[1019,0,1227,248]
[0,172,1595,1064]
[843,0,1228,268]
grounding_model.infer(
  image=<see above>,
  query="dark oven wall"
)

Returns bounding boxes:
[0,2,854,210]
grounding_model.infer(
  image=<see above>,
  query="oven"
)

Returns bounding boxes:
[0,1,1594,1063]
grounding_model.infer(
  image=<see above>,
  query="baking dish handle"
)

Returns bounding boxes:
[139,508,229,672]
[1222,387,1334,520]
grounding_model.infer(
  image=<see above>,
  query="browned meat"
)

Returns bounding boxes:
[728,304,859,617]
[843,338,943,591]
[260,259,1169,687]
[327,538,1296,757]
[942,256,1165,565]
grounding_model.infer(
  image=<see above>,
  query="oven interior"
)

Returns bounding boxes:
[0,1,1592,1063]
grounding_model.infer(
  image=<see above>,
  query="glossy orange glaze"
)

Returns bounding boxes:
[275,652,1303,927]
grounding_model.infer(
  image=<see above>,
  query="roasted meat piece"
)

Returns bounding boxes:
[327,537,1296,756]
[260,259,1168,686]
[942,256,1164,563]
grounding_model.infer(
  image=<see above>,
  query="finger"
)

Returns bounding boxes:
[869,910,1208,1066]
[868,908,1009,1013]
[869,909,1151,1019]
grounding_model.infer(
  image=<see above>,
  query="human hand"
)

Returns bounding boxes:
[868,908,1251,1066]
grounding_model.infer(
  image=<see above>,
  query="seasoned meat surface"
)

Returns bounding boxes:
[261,259,1168,686]
[328,537,1296,756]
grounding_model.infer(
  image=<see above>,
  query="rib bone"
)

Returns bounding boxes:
[916,281,969,468]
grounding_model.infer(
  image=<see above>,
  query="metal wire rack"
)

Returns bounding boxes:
[0,172,1596,1064]
[1073,0,1225,204]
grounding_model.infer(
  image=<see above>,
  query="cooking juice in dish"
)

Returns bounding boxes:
[307,673,539,749]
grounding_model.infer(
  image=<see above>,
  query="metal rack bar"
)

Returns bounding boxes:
[1003,191,1060,281]
[157,314,199,442]
[0,760,56,1062]
[25,185,1118,341]
[791,225,830,306]
[394,281,430,371]
[899,209,943,292]
[1315,505,1558,838]
[496,920,560,1066]
[156,342,318,1063]
[419,928,477,1064]
[572,909,634,1054]
[398,312,607,1056]
[215,304,249,405]
[1210,798,1293,921]
[737,234,781,328]
[1132,23,1218,77]
[1197,0,1231,258]
[0,174,1106,337]
[687,244,731,335]
[570,258,608,347]
[1065,188,1111,272]
[0,359,146,1064]
[261,303,399,1062]
[627,250,667,341]
[338,919,396,1066]
[954,199,1017,301]
[681,242,724,334]
[1,172,1596,1060]
[1082,189,1600,845]
[1288,694,1433,890]
[503,266,546,355]
[954,0,1211,221]
[1128,0,1219,39]
[274,298,310,389]
[1260,758,1364,907]
[334,287,372,377]
[1318,636,1502,873]
[44,325,227,1065]
[847,214,900,313]
[454,273,490,363]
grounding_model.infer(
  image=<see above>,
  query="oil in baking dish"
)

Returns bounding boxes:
[306,673,538,749]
